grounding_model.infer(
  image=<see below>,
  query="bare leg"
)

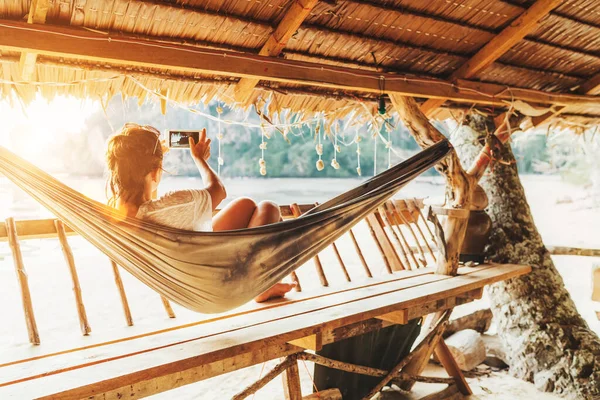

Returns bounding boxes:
[212,198,295,302]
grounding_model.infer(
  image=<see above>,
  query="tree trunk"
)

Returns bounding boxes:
[451,113,600,399]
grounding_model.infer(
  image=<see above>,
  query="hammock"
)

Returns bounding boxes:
[0,141,450,313]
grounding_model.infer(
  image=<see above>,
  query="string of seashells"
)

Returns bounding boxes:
[331,122,341,170]
[315,122,325,171]
[259,124,269,176]
[216,104,224,175]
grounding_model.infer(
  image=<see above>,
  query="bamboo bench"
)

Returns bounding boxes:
[0,199,531,399]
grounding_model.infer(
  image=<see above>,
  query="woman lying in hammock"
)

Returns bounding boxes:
[105,123,295,303]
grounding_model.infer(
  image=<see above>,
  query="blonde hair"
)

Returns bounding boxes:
[105,124,163,208]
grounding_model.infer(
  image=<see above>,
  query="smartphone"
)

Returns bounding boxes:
[168,130,200,149]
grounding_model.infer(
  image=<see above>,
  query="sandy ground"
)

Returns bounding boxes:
[0,175,598,399]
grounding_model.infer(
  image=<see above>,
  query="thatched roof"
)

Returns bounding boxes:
[0,0,599,128]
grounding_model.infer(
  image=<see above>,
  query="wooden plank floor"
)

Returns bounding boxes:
[0,263,530,399]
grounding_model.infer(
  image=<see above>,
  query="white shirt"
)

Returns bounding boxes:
[136,189,213,231]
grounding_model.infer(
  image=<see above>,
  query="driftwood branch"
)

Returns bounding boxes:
[232,355,299,400]
[547,246,600,257]
[444,309,493,338]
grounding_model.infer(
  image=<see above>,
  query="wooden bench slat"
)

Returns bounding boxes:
[0,265,440,368]
[0,264,530,399]
[1,267,448,382]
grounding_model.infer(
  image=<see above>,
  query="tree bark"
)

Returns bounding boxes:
[452,113,600,399]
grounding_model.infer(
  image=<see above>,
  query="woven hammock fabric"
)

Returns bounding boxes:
[0,141,450,313]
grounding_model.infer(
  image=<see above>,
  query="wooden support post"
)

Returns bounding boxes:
[160,295,176,318]
[109,260,133,326]
[282,360,303,400]
[362,310,452,399]
[55,220,91,336]
[397,310,452,392]
[291,203,328,287]
[233,356,299,400]
[434,340,472,395]
[18,0,50,81]
[5,217,40,345]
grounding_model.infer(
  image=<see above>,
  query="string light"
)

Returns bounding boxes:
[216,103,224,175]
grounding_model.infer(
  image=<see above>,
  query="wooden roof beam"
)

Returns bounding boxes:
[0,20,598,111]
[233,0,319,106]
[419,0,563,118]
[524,72,600,129]
[18,0,50,81]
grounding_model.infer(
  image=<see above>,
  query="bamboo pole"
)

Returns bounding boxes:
[365,214,399,272]
[160,296,176,318]
[109,260,133,326]
[413,198,437,245]
[393,202,428,267]
[330,242,351,282]
[362,310,452,399]
[378,206,413,270]
[232,355,298,400]
[407,199,437,262]
[348,229,373,278]
[54,220,91,336]
[5,217,40,345]
[291,203,328,287]
[386,202,421,269]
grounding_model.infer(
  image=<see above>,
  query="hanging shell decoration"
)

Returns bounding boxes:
[331,159,340,170]
[356,167,362,176]
[259,158,267,176]
[316,143,323,156]
[259,142,268,150]
[316,159,325,171]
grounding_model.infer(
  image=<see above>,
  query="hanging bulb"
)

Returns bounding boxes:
[316,159,324,171]
[378,94,386,115]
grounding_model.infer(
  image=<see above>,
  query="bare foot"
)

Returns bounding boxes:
[254,282,296,303]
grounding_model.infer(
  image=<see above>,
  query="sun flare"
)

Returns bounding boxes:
[0,94,99,163]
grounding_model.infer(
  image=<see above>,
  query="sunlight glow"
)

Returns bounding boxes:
[0,94,99,163]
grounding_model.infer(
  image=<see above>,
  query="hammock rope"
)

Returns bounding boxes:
[0,141,451,313]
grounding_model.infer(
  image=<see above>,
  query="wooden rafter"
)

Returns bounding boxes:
[1,20,599,112]
[419,0,563,118]
[526,72,600,128]
[18,0,50,81]
[233,0,319,106]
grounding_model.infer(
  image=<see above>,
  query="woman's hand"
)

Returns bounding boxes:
[189,128,211,162]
